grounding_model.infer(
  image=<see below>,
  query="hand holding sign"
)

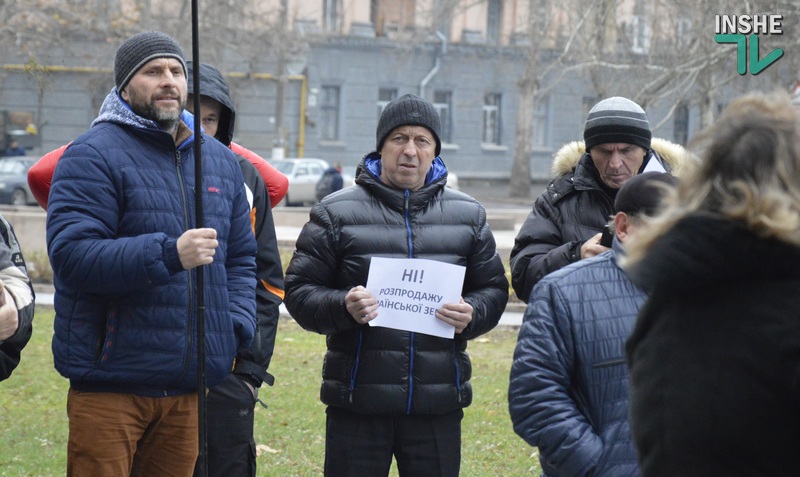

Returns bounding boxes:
[365,257,466,338]
[345,285,378,324]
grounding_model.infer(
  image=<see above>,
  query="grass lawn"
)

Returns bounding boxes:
[0,308,540,476]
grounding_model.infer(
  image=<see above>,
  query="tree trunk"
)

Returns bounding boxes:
[509,82,536,198]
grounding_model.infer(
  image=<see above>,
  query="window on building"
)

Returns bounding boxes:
[482,93,502,145]
[323,0,341,33]
[320,86,340,141]
[433,90,453,144]
[630,15,650,54]
[532,96,551,148]
[434,0,452,38]
[377,88,398,120]
[487,0,503,45]
[674,103,689,145]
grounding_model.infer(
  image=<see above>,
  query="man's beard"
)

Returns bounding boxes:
[128,89,186,133]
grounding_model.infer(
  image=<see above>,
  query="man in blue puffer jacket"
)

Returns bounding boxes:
[46,31,257,476]
[508,172,676,477]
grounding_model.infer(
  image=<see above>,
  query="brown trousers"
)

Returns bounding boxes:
[66,388,198,477]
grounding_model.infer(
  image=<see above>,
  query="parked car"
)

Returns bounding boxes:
[0,156,38,206]
[272,158,330,206]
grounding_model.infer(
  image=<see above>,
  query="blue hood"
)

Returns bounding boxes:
[92,87,196,148]
[362,152,448,189]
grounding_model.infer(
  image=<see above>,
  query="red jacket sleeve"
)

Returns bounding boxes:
[28,144,69,211]
[230,142,289,208]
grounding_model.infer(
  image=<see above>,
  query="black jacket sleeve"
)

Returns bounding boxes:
[233,158,284,387]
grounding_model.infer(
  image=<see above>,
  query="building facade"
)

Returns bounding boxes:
[4,0,790,181]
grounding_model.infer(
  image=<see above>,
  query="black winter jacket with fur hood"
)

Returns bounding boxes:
[510,139,687,303]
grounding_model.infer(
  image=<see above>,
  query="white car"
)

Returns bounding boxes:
[272,158,330,206]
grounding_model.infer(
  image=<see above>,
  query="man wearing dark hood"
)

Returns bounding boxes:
[185,61,284,477]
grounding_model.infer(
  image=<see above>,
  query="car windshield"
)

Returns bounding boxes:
[272,161,295,175]
[0,159,31,175]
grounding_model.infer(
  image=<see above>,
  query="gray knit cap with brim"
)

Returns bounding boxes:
[376,93,442,156]
[114,31,187,92]
[584,96,652,151]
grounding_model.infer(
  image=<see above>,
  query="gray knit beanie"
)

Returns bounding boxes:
[376,94,442,156]
[584,97,651,151]
[114,31,187,92]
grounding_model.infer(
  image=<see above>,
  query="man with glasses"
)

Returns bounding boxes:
[510,96,687,303]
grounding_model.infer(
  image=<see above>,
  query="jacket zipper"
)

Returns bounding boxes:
[174,148,195,388]
[452,341,462,403]
[404,189,415,414]
[347,330,364,403]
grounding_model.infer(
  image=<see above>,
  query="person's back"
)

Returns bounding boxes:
[510,172,677,477]
[624,91,800,476]
[316,163,344,202]
[4,140,25,157]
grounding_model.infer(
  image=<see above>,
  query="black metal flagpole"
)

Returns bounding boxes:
[190,0,208,475]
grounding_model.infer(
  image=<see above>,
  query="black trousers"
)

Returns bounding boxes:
[324,406,463,477]
[194,373,257,477]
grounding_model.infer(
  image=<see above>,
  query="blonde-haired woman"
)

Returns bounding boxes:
[623,90,800,476]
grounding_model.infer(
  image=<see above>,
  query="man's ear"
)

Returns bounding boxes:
[120,87,129,102]
[613,212,630,244]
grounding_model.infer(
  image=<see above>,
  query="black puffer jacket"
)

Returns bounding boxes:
[510,139,686,303]
[284,153,508,415]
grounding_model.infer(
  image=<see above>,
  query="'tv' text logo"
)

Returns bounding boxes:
[714,14,784,75]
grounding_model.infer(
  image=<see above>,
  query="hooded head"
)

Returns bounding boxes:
[186,61,236,146]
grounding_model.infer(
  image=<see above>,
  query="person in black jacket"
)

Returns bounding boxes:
[509,172,676,477]
[624,91,800,476]
[510,97,687,303]
[0,214,35,382]
[284,93,508,477]
[315,161,344,202]
[185,61,284,477]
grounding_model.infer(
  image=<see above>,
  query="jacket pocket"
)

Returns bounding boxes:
[94,303,119,369]
[592,357,626,368]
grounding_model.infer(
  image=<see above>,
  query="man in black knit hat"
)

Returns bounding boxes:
[284,93,509,476]
[510,96,686,303]
[46,31,257,475]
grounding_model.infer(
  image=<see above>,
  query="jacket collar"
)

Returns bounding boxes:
[91,87,195,149]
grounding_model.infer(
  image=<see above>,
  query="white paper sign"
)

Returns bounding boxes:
[365,257,466,339]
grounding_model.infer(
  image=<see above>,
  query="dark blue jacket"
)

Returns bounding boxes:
[47,89,257,397]
[509,241,644,477]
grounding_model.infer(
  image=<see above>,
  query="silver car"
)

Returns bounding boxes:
[272,158,330,206]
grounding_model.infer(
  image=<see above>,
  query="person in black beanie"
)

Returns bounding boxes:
[284,93,508,476]
[46,31,257,476]
[510,96,689,304]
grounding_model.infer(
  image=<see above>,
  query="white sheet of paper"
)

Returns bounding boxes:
[366,257,466,339]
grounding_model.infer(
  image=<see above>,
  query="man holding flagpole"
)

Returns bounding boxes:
[46,31,256,476]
